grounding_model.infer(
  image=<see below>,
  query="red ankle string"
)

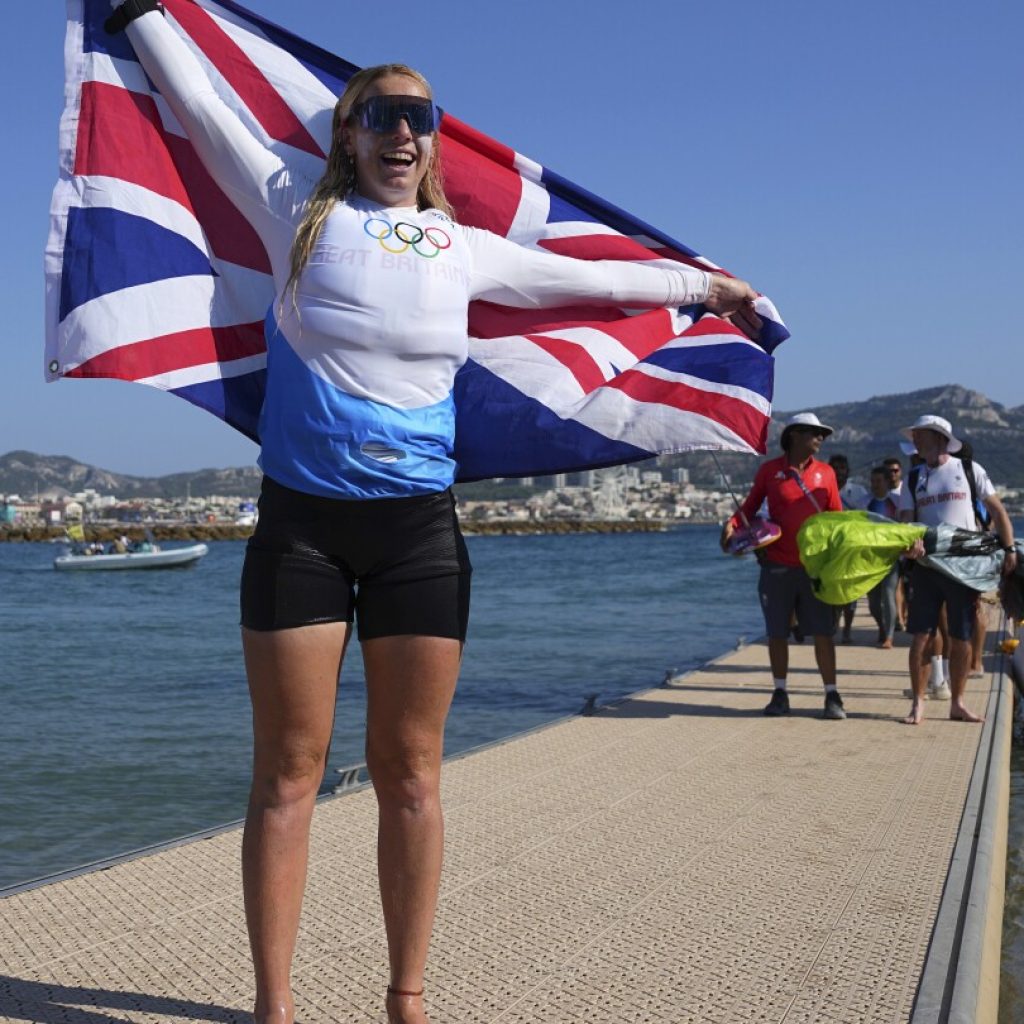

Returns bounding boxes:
[387,986,424,998]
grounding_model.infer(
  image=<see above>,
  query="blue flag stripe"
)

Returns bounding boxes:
[642,343,775,394]
[60,206,215,322]
[173,371,265,443]
[453,360,651,480]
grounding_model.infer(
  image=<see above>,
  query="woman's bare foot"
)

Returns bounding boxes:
[386,989,428,1024]
[253,999,294,1024]
[950,702,984,723]
[878,638,893,649]
[903,700,925,725]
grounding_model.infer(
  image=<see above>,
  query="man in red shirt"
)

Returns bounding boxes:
[720,413,845,718]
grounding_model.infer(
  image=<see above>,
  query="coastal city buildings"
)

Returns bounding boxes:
[2,466,1021,533]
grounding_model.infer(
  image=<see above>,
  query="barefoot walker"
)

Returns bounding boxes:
[899,415,1017,726]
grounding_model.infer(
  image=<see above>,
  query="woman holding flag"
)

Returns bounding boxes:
[106,2,761,1021]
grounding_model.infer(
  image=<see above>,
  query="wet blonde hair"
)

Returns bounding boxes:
[284,64,453,308]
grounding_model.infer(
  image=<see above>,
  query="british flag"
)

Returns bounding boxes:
[46,0,788,481]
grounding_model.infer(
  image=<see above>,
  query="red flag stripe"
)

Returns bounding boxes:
[587,308,677,359]
[440,115,518,170]
[66,322,266,381]
[76,82,271,274]
[77,83,190,209]
[163,130,272,273]
[607,370,769,450]
[526,334,608,395]
[468,305,677,363]
[164,0,324,158]
[440,131,522,237]
[468,300,624,340]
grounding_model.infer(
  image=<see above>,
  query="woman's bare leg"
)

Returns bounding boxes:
[242,622,350,1024]
[363,635,462,1024]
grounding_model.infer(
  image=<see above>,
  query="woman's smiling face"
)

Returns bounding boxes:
[342,75,434,208]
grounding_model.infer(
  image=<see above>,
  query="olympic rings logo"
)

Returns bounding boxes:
[363,218,451,259]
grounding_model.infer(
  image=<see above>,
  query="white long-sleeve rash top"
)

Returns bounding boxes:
[123,8,713,499]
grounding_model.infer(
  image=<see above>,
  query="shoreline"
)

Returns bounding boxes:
[0,518,711,543]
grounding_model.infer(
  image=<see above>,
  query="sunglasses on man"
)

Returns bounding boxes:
[349,95,441,136]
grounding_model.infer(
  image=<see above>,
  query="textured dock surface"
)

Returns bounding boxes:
[0,617,1007,1023]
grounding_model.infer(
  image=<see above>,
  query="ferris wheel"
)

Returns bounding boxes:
[592,466,628,519]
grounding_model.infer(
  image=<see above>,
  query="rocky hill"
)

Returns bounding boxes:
[0,451,262,500]
[2,385,1021,498]
[660,384,1023,489]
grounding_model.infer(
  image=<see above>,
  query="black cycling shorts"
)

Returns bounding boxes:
[240,476,471,640]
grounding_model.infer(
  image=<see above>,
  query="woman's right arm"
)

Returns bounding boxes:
[111,4,302,229]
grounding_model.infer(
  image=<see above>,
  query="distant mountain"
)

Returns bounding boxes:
[2,385,1021,498]
[661,384,1024,488]
[0,451,261,500]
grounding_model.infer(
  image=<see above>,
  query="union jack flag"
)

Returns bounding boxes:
[46,0,788,481]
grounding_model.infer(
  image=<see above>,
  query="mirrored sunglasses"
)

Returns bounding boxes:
[350,95,441,136]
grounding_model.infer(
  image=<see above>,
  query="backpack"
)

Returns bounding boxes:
[909,457,991,530]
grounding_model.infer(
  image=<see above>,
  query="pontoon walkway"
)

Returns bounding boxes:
[0,617,1012,1022]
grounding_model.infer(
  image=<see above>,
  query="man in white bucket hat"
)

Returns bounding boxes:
[898,414,1017,725]
[721,413,846,719]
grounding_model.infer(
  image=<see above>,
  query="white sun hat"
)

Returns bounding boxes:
[901,414,962,454]
[780,412,834,448]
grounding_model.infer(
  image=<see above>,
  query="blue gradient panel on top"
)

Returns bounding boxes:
[60,206,215,321]
[259,315,457,498]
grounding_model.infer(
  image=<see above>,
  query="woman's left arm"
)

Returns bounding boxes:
[463,227,762,339]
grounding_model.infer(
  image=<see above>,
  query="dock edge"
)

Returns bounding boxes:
[910,648,1012,1024]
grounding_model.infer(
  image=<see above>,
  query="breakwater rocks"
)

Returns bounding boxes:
[1,519,671,543]
[459,519,667,536]
[1,524,255,543]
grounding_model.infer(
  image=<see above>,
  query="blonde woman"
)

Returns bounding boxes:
[107,3,761,1021]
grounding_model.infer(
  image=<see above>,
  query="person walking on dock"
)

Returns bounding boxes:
[883,453,911,629]
[721,413,845,719]
[829,453,867,643]
[898,415,1017,725]
[865,466,900,648]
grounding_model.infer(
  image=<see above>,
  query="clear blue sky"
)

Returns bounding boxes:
[3,0,1021,476]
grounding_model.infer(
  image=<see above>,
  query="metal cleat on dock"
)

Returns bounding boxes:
[323,763,366,796]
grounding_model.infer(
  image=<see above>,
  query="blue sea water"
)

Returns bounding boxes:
[0,527,767,889]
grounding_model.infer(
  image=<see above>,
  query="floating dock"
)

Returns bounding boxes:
[0,614,1012,1023]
